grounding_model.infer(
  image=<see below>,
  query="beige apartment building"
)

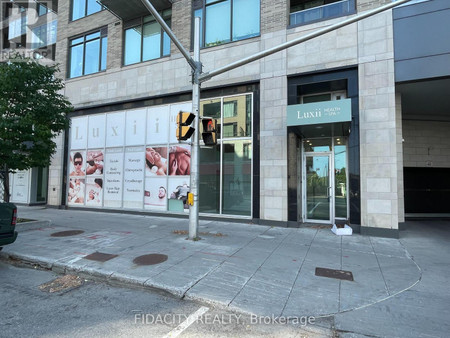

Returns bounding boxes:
[2,0,449,238]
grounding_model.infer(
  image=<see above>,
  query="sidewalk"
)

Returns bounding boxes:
[1,206,433,334]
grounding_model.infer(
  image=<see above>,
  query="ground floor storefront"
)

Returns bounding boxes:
[38,70,450,238]
[63,84,259,220]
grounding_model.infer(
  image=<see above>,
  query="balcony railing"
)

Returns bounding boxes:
[290,0,355,26]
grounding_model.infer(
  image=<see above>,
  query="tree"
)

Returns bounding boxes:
[0,56,72,202]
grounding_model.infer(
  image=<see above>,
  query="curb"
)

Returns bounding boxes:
[16,220,52,231]
[0,251,187,300]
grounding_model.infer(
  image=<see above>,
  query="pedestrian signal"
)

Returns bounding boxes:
[201,118,217,146]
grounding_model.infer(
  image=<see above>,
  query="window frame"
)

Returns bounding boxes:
[122,10,172,66]
[70,0,103,22]
[193,0,261,48]
[67,27,108,79]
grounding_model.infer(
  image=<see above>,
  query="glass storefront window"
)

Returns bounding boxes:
[222,140,252,216]
[199,145,221,214]
[304,138,332,152]
[223,95,251,138]
[334,138,347,218]
[67,93,253,218]
[201,98,221,138]
[199,94,253,215]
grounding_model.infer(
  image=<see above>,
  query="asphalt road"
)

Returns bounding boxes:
[0,261,330,338]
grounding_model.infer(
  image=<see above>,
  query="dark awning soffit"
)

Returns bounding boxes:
[97,0,172,21]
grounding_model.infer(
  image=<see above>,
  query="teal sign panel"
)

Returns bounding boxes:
[287,99,352,126]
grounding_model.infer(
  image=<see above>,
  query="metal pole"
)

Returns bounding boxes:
[140,0,197,71]
[189,17,201,240]
[198,0,412,82]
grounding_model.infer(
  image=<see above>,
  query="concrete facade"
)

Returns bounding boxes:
[32,0,449,236]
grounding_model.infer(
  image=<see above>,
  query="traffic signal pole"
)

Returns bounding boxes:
[139,0,411,240]
[189,17,201,240]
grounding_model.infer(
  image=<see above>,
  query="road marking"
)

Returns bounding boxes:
[162,306,209,338]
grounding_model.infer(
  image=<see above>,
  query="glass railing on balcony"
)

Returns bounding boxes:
[290,0,355,26]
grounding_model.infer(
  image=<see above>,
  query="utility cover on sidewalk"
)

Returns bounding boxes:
[83,252,118,262]
[133,254,168,266]
[51,230,85,237]
[315,267,354,281]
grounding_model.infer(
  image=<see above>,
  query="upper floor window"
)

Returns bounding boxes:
[123,10,171,66]
[71,0,102,21]
[289,0,356,27]
[193,0,260,48]
[31,20,57,49]
[69,28,107,78]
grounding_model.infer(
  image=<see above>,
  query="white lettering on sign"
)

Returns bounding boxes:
[297,109,322,120]
[75,126,83,140]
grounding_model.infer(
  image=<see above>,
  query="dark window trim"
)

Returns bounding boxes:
[67,27,108,79]
[70,0,104,22]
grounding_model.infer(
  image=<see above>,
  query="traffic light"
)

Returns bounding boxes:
[201,118,217,146]
[176,111,195,141]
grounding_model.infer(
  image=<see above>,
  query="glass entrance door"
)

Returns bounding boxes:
[305,154,332,222]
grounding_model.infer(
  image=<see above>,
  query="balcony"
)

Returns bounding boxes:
[289,0,355,27]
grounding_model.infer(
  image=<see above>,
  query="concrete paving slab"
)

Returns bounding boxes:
[282,288,340,317]
[375,255,421,293]
[341,249,378,268]
[185,282,242,307]
[293,267,341,293]
[370,236,408,258]
[230,278,292,316]
[339,283,389,310]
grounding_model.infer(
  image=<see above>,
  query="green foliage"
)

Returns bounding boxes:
[0,56,72,173]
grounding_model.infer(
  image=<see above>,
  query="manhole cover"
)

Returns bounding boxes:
[133,254,168,266]
[83,252,118,262]
[51,230,85,237]
[315,267,354,281]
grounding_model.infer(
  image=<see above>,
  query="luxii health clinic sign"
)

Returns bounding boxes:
[287,99,352,126]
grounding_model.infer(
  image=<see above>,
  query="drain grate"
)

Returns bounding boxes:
[83,252,118,262]
[133,254,168,266]
[315,267,354,281]
[51,230,85,237]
